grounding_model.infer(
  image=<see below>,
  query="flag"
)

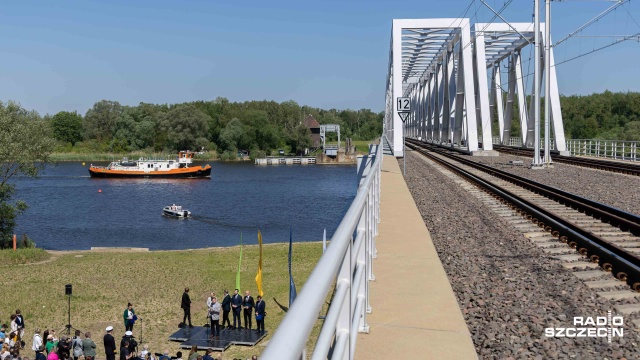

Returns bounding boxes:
[288,228,297,307]
[323,228,327,253]
[255,230,264,297]
[236,232,243,291]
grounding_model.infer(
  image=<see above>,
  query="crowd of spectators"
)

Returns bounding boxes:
[1,309,258,360]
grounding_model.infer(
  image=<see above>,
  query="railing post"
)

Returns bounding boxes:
[336,240,351,360]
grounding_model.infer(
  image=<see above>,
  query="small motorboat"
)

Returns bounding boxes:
[163,205,191,218]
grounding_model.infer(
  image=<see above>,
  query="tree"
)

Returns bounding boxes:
[157,104,211,150]
[285,122,312,155]
[0,102,55,248]
[219,118,245,152]
[84,100,123,141]
[51,111,83,145]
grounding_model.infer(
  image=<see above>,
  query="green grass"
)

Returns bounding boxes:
[353,140,374,154]
[323,140,374,154]
[0,248,51,265]
[0,243,330,359]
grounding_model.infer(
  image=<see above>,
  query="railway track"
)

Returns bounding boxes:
[406,139,640,316]
[492,144,640,176]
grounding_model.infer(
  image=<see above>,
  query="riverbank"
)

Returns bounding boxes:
[0,243,328,359]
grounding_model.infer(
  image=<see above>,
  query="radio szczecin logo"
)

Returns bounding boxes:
[545,311,623,343]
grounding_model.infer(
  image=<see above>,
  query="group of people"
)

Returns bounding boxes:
[181,288,266,338]
[1,310,26,360]
[0,291,264,360]
[31,328,97,360]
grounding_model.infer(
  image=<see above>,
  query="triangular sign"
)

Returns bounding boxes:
[398,112,410,122]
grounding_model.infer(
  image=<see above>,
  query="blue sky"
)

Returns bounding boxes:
[0,0,638,115]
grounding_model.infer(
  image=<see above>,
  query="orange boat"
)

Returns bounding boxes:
[89,151,211,178]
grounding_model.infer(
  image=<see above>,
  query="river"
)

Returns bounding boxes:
[12,161,357,250]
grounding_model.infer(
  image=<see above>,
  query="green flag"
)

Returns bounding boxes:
[236,232,243,290]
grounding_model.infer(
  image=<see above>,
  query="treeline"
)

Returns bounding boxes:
[492,91,640,141]
[562,91,640,140]
[48,98,383,159]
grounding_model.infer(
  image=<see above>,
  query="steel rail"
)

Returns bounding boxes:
[492,144,640,175]
[412,142,640,234]
[407,141,640,290]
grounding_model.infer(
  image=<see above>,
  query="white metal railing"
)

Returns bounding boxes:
[566,139,639,162]
[489,137,640,162]
[491,136,524,147]
[261,137,384,360]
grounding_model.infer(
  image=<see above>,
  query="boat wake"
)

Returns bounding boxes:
[190,215,258,229]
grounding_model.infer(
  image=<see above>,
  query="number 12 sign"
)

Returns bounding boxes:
[396,97,410,112]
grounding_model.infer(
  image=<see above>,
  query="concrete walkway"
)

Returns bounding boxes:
[355,154,477,359]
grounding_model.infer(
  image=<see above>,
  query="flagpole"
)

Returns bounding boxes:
[255,231,264,297]
[322,229,326,254]
[289,228,297,307]
[236,232,243,291]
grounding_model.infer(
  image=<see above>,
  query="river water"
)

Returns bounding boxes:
[13,161,357,250]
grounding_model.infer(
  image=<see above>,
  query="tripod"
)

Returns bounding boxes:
[62,292,80,335]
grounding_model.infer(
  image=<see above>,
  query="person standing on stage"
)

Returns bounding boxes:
[205,291,215,328]
[103,326,116,360]
[221,290,231,329]
[231,289,242,330]
[208,297,221,339]
[242,291,255,330]
[181,288,193,328]
[254,296,266,333]
[206,292,216,308]
[123,303,136,332]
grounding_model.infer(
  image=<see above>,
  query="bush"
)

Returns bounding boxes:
[220,150,238,161]
[19,234,36,249]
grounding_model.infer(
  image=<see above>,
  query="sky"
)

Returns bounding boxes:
[0,0,639,116]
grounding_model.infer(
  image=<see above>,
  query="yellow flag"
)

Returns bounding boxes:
[255,230,264,297]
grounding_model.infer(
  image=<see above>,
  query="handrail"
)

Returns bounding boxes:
[261,137,385,359]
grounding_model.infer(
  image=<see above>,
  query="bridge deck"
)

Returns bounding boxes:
[355,154,477,359]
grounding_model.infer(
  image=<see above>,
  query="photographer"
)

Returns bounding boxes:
[57,336,71,360]
[119,340,132,360]
[120,332,137,357]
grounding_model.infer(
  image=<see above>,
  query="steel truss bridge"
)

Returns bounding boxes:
[385,18,567,156]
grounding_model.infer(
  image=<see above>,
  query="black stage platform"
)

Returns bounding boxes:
[168,326,267,351]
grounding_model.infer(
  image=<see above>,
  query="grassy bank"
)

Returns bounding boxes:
[1,244,329,359]
[0,248,51,265]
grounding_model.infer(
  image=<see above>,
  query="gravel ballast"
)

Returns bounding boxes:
[470,154,640,216]
[402,152,640,359]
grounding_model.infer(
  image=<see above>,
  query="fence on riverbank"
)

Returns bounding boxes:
[254,157,317,165]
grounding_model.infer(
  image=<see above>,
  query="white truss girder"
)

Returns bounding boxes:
[385,19,567,156]
[474,23,566,151]
[385,18,481,155]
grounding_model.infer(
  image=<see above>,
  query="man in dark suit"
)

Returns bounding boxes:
[254,296,266,333]
[181,288,193,328]
[221,290,232,329]
[242,291,255,330]
[231,289,243,330]
[103,326,116,360]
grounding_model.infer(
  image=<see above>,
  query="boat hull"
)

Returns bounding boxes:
[163,209,191,218]
[89,166,212,178]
